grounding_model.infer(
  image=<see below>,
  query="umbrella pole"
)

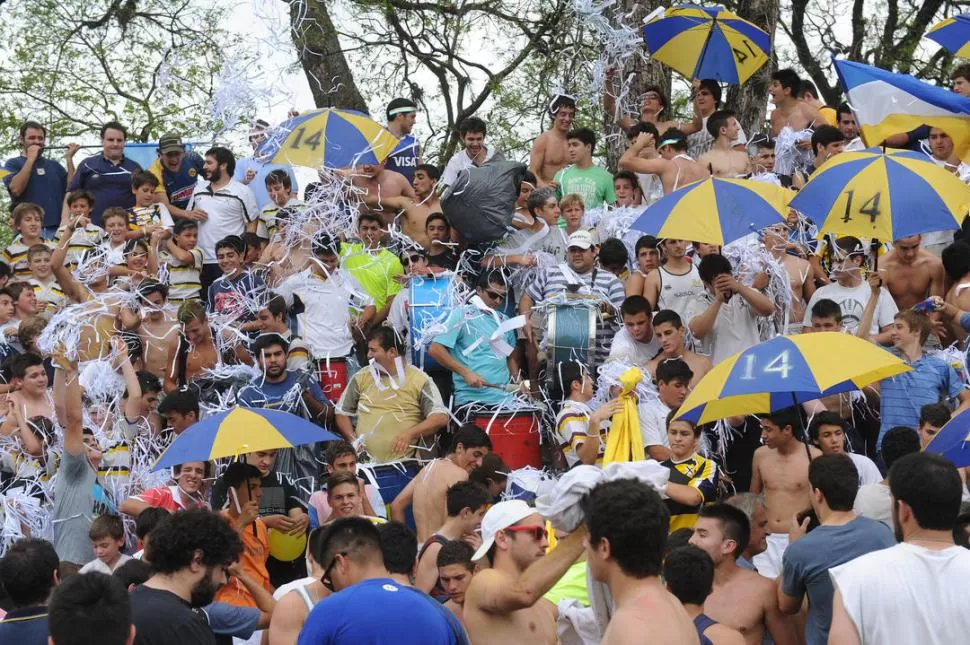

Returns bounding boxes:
[245,460,258,537]
[792,393,813,461]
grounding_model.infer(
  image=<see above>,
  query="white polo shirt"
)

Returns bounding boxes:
[188,179,259,263]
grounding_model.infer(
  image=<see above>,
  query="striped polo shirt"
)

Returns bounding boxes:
[555,399,606,467]
[257,197,303,240]
[878,350,965,448]
[159,247,204,304]
[55,224,106,270]
[525,263,625,367]
[2,236,52,278]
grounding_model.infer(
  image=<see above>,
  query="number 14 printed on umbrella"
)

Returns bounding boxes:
[840,190,882,225]
[739,350,793,380]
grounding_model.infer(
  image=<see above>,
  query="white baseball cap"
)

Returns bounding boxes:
[472,500,537,561]
[567,230,595,250]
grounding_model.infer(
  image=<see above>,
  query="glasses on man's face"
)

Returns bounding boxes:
[485,289,506,303]
[321,551,348,592]
[504,525,547,541]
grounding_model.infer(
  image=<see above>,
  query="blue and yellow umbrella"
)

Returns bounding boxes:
[926,13,970,59]
[630,176,790,246]
[255,108,400,169]
[926,408,970,467]
[153,407,340,471]
[789,147,970,242]
[676,333,911,425]
[642,4,771,84]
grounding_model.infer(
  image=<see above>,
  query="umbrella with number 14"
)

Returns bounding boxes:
[675,333,910,425]
[642,4,771,84]
[789,148,970,242]
[254,108,400,170]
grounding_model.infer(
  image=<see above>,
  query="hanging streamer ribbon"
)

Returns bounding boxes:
[603,367,645,464]
[462,295,527,358]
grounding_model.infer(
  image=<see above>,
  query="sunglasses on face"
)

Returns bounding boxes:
[406,254,425,264]
[321,551,348,592]
[504,525,547,541]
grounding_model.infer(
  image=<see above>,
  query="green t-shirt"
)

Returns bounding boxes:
[554,165,616,209]
[339,242,403,310]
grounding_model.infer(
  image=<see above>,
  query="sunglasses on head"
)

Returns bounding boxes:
[504,525,547,541]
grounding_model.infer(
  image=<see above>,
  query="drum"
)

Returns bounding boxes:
[409,272,455,370]
[471,408,542,470]
[362,460,421,531]
[546,304,597,377]
[316,356,349,402]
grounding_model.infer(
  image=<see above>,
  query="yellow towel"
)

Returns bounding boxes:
[603,367,645,464]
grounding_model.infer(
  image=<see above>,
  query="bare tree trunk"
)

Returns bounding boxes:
[287,0,369,113]
[606,0,669,171]
[725,0,779,139]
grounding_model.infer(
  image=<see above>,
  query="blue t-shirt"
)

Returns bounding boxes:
[149,151,204,209]
[237,370,327,415]
[433,305,516,406]
[3,156,68,228]
[781,516,895,645]
[67,153,142,225]
[207,270,266,317]
[878,352,964,448]
[0,605,49,645]
[233,157,298,210]
[386,134,421,183]
[297,578,467,645]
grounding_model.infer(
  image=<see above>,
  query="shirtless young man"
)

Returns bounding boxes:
[768,69,821,137]
[604,76,678,135]
[618,130,709,195]
[690,504,798,645]
[360,163,441,248]
[942,242,970,342]
[257,205,311,287]
[0,353,54,435]
[646,309,712,388]
[750,407,821,579]
[136,281,179,380]
[698,110,750,177]
[529,95,575,187]
[389,424,491,541]
[463,500,587,645]
[762,223,815,331]
[163,301,219,393]
[880,235,945,310]
[350,160,417,227]
[584,479,699,645]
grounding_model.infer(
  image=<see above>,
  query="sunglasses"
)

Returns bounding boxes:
[321,551,348,592]
[504,525,547,541]
[406,254,425,264]
[485,289,506,302]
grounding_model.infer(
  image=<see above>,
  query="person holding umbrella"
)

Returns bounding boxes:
[215,462,272,609]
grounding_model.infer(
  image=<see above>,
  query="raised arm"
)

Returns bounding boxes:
[51,223,87,303]
[619,134,668,175]
[471,524,587,613]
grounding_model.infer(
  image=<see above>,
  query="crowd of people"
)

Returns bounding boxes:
[1,62,970,645]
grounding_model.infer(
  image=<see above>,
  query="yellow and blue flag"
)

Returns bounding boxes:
[926,13,970,59]
[835,59,970,162]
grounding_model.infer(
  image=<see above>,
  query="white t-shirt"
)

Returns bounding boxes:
[830,543,970,645]
[79,553,132,575]
[686,292,763,365]
[852,482,892,529]
[802,281,898,335]
[848,452,882,486]
[608,327,660,366]
[275,269,373,359]
[638,397,671,449]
